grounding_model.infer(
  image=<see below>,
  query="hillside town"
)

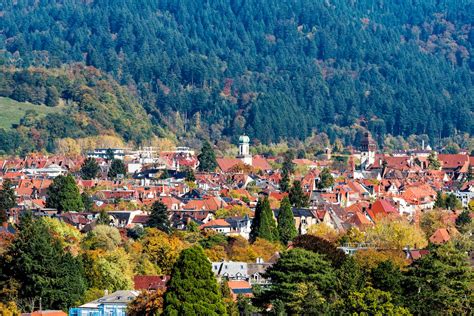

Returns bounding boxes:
[0,133,472,315]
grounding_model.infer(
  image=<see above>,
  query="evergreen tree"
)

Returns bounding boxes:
[164,246,226,315]
[281,151,295,175]
[257,248,336,314]
[277,197,297,245]
[105,148,115,161]
[250,197,278,243]
[81,192,94,211]
[403,242,473,315]
[370,260,403,305]
[197,141,217,172]
[0,179,16,223]
[46,174,83,212]
[434,191,445,209]
[108,159,126,178]
[0,214,86,311]
[445,193,461,210]
[317,168,334,189]
[289,180,309,207]
[80,157,100,180]
[455,210,471,232]
[279,170,290,193]
[148,201,171,234]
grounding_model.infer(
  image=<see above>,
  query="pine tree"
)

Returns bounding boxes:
[81,192,94,211]
[279,170,290,193]
[197,140,217,172]
[148,201,171,234]
[0,214,86,311]
[80,157,100,180]
[434,191,445,209]
[277,197,297,245]
[0,179,16,222]
[108,159,126,178]
[250,197,278,243]
[289,181,309,207]
[282,150,295,175]
[164,246,227,315]
[46,174,83,212]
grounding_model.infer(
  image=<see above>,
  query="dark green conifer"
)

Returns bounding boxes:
[277,197,297,245]
[164,246,227,315]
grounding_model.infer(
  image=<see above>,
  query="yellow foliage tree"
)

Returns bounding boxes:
[0,301,20,316]
[354,248,409,270]
[55,137,81,157]
[307,223,342,243]
[228,236,282,262]
[420,209,454,237]
[250,238,283,261]
[140,228,187,274]
[205,245,228,261]
[42,217,82,255]
[365,217,428,250]
[215,205,252,219]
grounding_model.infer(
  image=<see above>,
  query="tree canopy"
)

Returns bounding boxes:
[46,174,83,212]
[164,246,226,315]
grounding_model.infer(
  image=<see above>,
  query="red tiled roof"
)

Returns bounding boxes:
[216,158,243,172]
[132,215,150,224]
[438,154,469,172]
[252,155,272,170]
[134,275,170,291]
[200,218,230,229]
[429,227,458,245]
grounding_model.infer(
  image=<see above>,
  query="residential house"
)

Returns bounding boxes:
[69,290,139,316]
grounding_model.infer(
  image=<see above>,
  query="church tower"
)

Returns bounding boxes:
[360,132,376,168]
[238,135,252,165]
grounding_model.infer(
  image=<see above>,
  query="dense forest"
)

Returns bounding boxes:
[1,0,473,146]
[0,67,152,154]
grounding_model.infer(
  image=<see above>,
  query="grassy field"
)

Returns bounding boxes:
[0,97,62,130]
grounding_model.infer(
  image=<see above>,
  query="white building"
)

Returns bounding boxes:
[237,135,252,166]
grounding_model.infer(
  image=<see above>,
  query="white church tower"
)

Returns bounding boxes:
[360,132,377,169]
[238,135,252,166]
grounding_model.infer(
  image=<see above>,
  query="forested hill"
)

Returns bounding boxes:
[1,0,473,145]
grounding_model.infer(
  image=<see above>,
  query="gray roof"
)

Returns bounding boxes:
[81,290,139,307]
